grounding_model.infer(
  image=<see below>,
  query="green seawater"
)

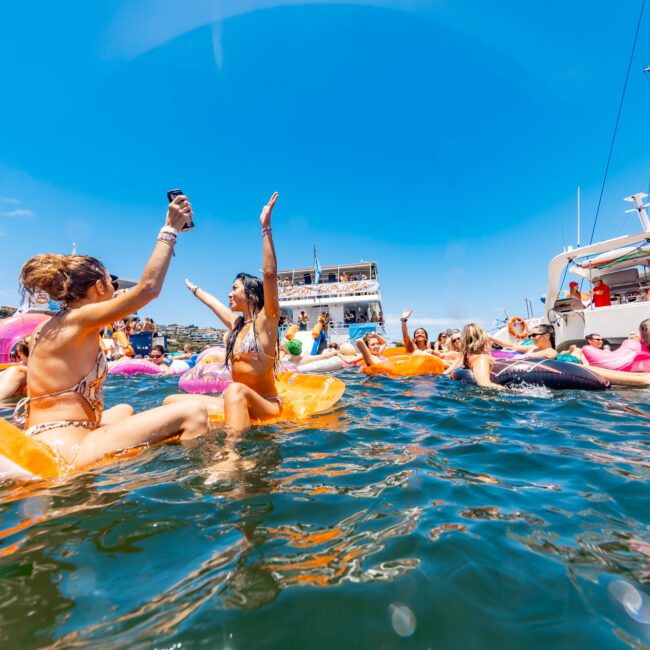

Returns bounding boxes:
[1,371,649,649]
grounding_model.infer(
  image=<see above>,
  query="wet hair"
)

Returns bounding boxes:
[639,319,650,349]
[151,345,165,355]
[224,272,265,368]
[460,323,491,366]
[328,342,339,350]
[20,254,108,306]
[532,323,556,349]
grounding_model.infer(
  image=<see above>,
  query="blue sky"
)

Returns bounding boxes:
[1,1,649,337]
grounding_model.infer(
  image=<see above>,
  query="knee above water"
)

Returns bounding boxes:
[224,382,246,400]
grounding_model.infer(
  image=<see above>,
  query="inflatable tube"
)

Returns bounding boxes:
[383,346,407,358]
[168,359,190,375]
[312,322,323,339]
[0,417,62,479]
[362,354,445,377]
[179,363,232,394]
[582,338,650,372]
[196,347,226,365]
[285,324,299,340]
[108,359,163,376]
[451,358,610,391]
[299,356,344,373]
[207,372,345,425]
[491,350,522,359]
[0,313,50,364]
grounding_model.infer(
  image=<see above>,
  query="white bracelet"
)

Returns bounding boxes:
[160,226,180,237]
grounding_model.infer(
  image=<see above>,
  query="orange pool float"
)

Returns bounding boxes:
[361,354,444,377]
[382,346,407,358]
[0,418,62,479]
[208,372,345,425]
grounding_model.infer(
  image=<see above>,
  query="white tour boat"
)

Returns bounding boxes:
[278,260,386,347]
[494,192,650,349]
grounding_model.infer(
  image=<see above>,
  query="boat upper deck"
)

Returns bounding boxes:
[278,261,381,305]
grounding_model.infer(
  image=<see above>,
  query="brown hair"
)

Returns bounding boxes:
[20,254,108,305]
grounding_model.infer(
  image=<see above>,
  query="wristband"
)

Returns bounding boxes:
[157,232,177,247]
[400,318,408,322]
[262,227,272,237]
[160,226,180,237]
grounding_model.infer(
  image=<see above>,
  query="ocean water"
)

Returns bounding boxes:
[0,371,649,649]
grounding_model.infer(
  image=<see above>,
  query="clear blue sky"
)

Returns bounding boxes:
[1,1,649,337]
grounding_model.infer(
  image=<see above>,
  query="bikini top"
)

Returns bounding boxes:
[13,312,109,427]
[230,319,281,372]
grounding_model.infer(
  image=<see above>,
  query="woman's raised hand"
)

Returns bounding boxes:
[166,194,193,231]
[260,192,279,229]
[401,308,413,321]
[185,278,199,295]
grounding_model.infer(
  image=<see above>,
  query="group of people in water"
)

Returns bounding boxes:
[2,190,650,476]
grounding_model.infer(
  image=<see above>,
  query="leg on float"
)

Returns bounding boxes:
[589,367,650,387]
[100,403,134,426]
[73,401,209,469]
[0,366,27,401]
[223,382,282,435]
[163,393,225,412]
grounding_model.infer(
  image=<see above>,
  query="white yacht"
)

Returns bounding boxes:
[278,260,386,345]
[494,193,650,349]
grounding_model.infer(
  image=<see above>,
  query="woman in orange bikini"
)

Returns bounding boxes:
[13,194,208,472]
[166,193,282,434]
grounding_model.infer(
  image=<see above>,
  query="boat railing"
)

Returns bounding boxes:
[279,321,386,341]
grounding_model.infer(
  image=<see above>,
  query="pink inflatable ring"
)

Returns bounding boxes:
[582,338,650,372]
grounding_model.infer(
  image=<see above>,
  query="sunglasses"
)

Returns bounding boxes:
[588,337,603,342]
[529,332,547,338]
[451,337,461,342]
[149,354,163,359]
[110,274,119,291]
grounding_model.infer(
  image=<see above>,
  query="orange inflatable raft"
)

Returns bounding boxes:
[0,418,62,479]
[208,372,345,426]
[361,354,444,377]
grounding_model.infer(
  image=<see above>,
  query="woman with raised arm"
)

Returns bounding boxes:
[13,194,208,472]
[170,193,282,434]
[400,308,434,354]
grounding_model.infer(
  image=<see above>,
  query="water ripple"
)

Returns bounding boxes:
[0,371,649,648]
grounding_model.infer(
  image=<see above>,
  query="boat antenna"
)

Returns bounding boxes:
[624,193,650,231]
[587,0,646,245]
[71,242,77,254]
[577,185,581,247]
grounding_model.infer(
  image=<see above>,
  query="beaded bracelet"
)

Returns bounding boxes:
[262,227,272,237]
[157,232,177,245]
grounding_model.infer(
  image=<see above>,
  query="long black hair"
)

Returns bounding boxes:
[224,273,265,368]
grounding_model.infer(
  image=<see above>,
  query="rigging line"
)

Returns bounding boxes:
[588,0,647,246]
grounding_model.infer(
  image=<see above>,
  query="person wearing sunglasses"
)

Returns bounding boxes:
[146,344,172,374]
[491,323,558,360]
[436,332,462,367]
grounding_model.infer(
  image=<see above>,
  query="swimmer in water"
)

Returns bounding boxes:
[447,323,504,389]
[166,193,282,434]
[355,332,388,367]
[12,194,209,472]
[0,337,30,402]
[146,344,173,374]
[400,308,434,354]
[491,323,558,360]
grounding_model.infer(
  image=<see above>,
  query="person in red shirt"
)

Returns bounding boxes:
[591,277,611,307]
